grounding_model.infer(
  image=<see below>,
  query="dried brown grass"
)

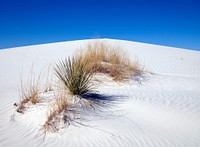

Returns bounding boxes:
[16,65,52,113]
[76,40,141,81]
[41,89,96,134]
[16,70,40,113]
[42,91,71,133]
[43,63,53,93]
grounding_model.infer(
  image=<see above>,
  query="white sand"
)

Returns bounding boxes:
[0,39,200,147]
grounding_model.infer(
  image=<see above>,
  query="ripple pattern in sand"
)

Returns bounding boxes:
[0,73,200,147]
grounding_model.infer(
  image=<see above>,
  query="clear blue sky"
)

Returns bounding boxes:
[0,0,200,50]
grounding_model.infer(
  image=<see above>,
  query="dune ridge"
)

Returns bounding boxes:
[0,39,200,147]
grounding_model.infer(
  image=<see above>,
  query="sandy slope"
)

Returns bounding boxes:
[0,39,200,147]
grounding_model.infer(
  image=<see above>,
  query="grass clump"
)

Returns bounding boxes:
[42,92,69,133]
[16,71,41,113]
[76,40,142,81]
[15,65,53,114]
[54,57,93,95]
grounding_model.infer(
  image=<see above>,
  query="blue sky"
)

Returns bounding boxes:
[0,0,200,50]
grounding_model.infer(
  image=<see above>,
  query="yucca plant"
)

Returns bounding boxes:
[54,57,93,95]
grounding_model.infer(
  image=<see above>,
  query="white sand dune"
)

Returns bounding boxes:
[0,39,200,147]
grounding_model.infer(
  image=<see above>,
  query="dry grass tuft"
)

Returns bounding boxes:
[15,65,53,113]
[42,91,73,133]
[16,71,41,113]
[43,63,54,93]
[76,40,142,81]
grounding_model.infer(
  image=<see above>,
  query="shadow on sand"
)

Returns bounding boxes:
[80,93,128,109]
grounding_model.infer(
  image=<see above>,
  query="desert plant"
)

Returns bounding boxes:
[76,40,142,81]
[16,69,41,113]
[42,63,54,92]
[42,92,69,133]
[15,64,53,113]
[42,91,79,134]
[54,57,93,95]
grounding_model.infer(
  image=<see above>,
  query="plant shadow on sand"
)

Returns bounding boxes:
[69,93,129,127]
[62,71,147,123]
[81,93,127,109]
[59,93,129,134]
[129,71,152,85]
[40,93,128,139]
